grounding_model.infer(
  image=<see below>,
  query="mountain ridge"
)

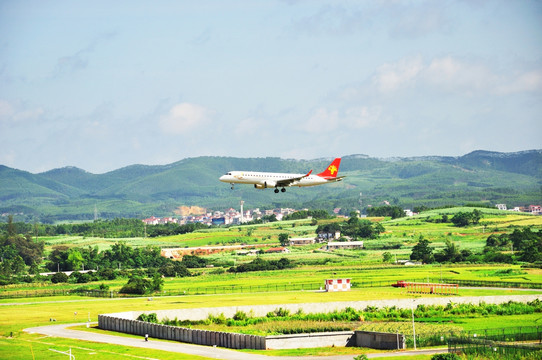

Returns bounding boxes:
[1,150,541,222]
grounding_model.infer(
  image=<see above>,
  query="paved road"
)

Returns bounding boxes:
[25,323,447,360]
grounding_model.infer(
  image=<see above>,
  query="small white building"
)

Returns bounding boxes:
[325,278,351,292]
[496,204,507,211]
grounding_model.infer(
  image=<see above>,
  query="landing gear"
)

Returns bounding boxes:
[281,188,286,193]
[274,187,286,193]
[230,184,234,190]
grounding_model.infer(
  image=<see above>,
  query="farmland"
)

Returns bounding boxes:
[0,208,541,359]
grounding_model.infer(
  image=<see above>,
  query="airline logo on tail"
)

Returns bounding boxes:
[317,158,342,179]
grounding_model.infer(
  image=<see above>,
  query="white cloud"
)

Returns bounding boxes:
[0,99,44,123]
[495,70,542,95]
[0,100,15,122]
[372,57,423,93]
[234,117,263,136]
[302,107,339,133]
[159,103,212,135]
[344,106,382,129]
[370,56,542,96]
[301,106,381,134]
[424,56,495,95]
[390,2,452,38]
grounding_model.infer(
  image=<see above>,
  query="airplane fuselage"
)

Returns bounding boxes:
[220,171,331,188]
[219,158,344,192]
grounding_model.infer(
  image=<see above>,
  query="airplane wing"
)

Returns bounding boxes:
[329,176,346,182]
[276,170,312,187]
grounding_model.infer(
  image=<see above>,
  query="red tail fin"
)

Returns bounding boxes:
[317,158,341,179]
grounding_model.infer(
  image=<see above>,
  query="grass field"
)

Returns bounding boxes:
[2,209,541,359]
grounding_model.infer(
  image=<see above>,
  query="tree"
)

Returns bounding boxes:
[278,233,289,246]
[0,255,26,276]
[151,273,164,292]
[67,249,84,271]
[367,206,405,219]
[47,246,70,272]
[434,239,461,263]
[451,210,483,227]
[382,252,393,263]
[0,226,44,267]
[450,212,471,227]
[342,218,384,240]
[471,209,482,224]
[410,237,434,264]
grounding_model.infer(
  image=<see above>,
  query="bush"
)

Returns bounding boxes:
[50,272,69,284]
[233,310,248,321]
[137,313,158,323]
[119,276,151,294]
[431,354,460,360]
[354,355,369,360]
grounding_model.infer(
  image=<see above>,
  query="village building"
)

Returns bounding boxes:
[265,247,290,254]
[529,205,541,215]
[325,241,364,250]
[317,231,341,242]
[289,237,316,246]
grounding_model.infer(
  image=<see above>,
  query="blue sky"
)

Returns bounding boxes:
[1,0,541,173]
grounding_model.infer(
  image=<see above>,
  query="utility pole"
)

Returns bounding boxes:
[411,300,417,350]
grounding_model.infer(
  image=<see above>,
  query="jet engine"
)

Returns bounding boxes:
[254,181,276,189]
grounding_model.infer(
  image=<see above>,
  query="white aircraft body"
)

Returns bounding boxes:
[219,158,345,193]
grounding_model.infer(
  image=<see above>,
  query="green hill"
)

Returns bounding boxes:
[0,150,540,222]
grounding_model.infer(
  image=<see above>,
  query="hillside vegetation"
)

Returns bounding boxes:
[1,150,541,222]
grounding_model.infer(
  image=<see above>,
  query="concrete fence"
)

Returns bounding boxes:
[98,315,408,351]
[98,314,266,349]
[266,331,356,349]
[356,330,406,350]
[98,294,540,350]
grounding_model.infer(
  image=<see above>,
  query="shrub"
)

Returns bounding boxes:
[50,272,68,284]
[119,276,151,294]
[137,313,158,323]
[233,310,248,321]
[431,354,460,360]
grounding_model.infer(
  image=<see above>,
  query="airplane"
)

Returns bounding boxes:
[219,158,345,193]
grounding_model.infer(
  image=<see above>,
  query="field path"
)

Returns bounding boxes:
[25,322,447,359]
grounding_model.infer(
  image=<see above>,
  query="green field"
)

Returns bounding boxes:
[1,209,541,359]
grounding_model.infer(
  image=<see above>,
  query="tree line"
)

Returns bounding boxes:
[407,226,541,264]
[316,213,385,240]
[0,217,209,238]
